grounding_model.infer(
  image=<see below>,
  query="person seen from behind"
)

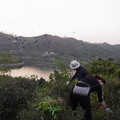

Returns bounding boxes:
[66,60,89,85]
[69,75,112,120]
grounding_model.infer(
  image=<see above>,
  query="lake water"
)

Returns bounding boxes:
[10,66,54,81]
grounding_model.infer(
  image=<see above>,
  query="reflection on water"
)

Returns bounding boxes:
[10,66,53,81]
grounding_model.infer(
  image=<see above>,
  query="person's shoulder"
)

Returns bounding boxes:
[80,66,84,68]
[79,66,88,72]
[78,66,85,69]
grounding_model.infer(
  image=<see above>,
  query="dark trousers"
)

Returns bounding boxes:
[69,91,92,120]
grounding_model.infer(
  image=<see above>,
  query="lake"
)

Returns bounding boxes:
[10,66,54,81]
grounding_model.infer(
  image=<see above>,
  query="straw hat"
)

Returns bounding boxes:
[70,60,80,70]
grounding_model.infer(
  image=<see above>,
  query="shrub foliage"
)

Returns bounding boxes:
[0,58,120,120]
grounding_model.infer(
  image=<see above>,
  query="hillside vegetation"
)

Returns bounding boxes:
[0,32,120,67]
[0,58,120,120]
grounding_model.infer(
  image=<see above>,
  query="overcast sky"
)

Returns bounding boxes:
[0,0,120,45]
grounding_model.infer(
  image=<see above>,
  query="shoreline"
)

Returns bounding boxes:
[0,61,24,68]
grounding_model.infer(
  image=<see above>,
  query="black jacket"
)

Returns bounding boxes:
[76,76,104,103]
[70,66,89,82]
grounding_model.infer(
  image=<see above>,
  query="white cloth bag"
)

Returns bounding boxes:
[73,84,90,96]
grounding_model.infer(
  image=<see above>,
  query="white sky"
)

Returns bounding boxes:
[0,0,120,45]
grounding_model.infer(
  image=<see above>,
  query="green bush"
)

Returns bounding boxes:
[89,58,120,78]
[0,58,120,120]
[0,75,45,120]
[38,96,62,120]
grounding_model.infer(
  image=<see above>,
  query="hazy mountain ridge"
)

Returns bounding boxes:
[0,32,120,61]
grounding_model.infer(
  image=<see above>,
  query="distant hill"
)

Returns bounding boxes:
[0,32,120,66]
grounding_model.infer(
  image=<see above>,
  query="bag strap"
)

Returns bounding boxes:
[78,81,100,88]
[78,81,90,87]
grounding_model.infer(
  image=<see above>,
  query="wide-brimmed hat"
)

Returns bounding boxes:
[70,60,80,70]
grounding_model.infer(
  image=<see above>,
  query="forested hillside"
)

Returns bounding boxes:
[0,32,120,66]
[0,32,120,120]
